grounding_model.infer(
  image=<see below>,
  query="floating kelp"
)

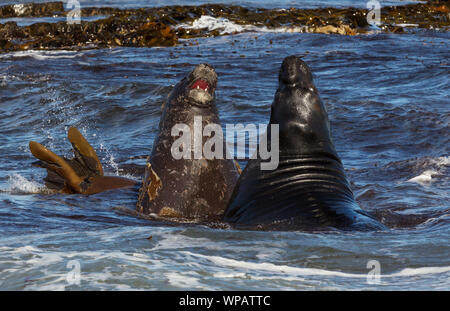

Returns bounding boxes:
[0,1,448,52]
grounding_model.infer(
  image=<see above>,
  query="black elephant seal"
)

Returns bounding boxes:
[136,63,239,222]
[223,56,386,231]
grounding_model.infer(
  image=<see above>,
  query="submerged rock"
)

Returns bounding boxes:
[0,1,448,53]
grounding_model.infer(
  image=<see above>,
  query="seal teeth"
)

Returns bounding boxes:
[191,79,210,92]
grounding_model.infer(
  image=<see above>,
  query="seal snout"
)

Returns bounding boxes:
[190,63,217,92]
[187,63,217,104]
[279,55,314,88]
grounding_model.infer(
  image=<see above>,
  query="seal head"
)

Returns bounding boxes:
[271,55,336,158]
[187,63,217,105]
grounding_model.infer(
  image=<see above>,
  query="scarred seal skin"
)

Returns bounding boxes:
[136,64,239,222]
[223,56,386,231]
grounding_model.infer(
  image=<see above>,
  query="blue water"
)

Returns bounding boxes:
[0,0,449,290]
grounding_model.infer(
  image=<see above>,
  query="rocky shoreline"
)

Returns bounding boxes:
[0,1,448,52]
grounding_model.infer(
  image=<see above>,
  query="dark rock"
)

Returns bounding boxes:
[344,10,369,28]
[0,39,12,51]
[0,2,64,18]
[0,2,448,53]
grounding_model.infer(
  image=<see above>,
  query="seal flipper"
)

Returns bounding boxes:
[29,141,83,193]
[32,160,74,192]
[67,127,103,176]
[29,129,137,195]
[137,163,162,214]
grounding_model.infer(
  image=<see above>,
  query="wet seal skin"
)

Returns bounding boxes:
[223,56,387,231]
[136,64,239,222]
[29,127,136,194]
[0,1,448,53]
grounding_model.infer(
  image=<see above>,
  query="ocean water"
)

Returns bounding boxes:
[0,0,449,290]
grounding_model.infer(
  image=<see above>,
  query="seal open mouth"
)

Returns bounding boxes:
[187,64,216,104]
[190,79,210,92]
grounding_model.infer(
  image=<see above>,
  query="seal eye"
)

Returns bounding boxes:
[190,79,210,92]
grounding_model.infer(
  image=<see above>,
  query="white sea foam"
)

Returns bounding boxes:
[407,156,449,186]
[393,23,419,27]
[1,241,449,290]
[166,272,206,289]
[407,169,437,185]
[178,15,395,36]
[188,15,245,34]
[183,251,369,278]
[430,156,450,167]
[182,251,450,280]
[0,50,84,60]
[178,15,308,35]
[0,243,164,290]
[153,233,213,251]
[2,174,47,194]
[390,266,450,277]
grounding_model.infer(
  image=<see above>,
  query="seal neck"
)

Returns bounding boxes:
[268,84,338,158]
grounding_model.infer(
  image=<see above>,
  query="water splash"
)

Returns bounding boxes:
[178,15,309,35]
[99,143,121,176]
[2,174,48,194]
[407,156,450,186]
[0,50,84,61]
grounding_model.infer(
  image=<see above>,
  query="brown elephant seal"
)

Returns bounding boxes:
[136,63,239,222]
[30,64,239,223]
[222,56,386,231]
